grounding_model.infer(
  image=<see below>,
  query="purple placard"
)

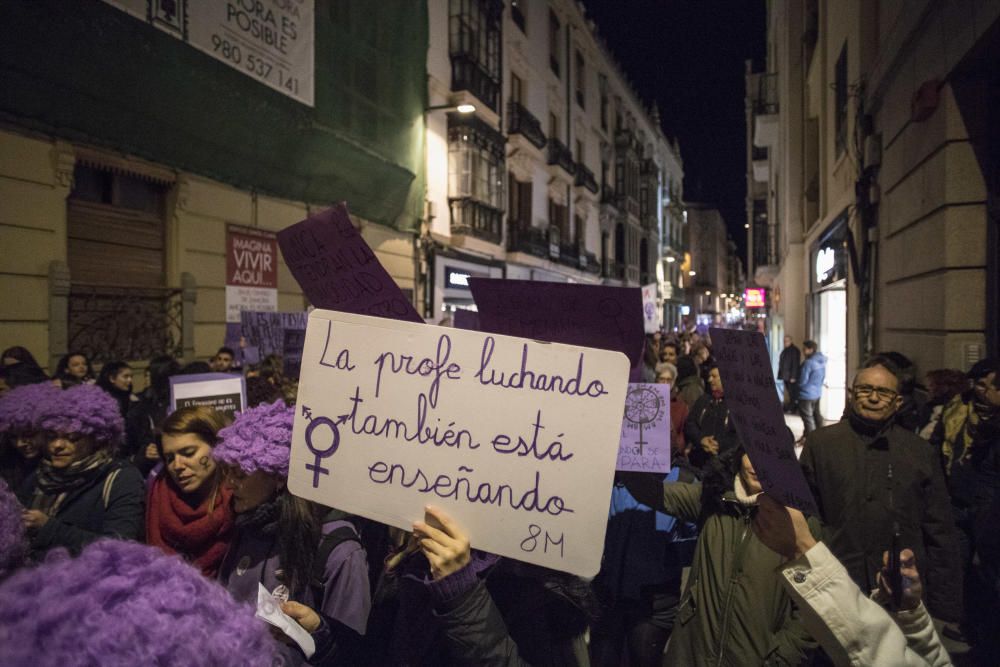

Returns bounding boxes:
[453,309,480,331]
[277,203,423,323]
[468,278,644,379]
[709,327,818,514]
[617,383,671,473]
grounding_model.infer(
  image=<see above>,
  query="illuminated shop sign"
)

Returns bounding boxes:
[744,288,767,308]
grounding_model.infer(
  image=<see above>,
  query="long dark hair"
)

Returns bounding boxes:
[1,346,41,368]
[699,445,745,517]
[55,351,94,385]
[277,492,324,595]
[97,361,131,394]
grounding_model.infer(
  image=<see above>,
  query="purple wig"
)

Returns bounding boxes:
[35,384,124,445]
[0,480,25,578]
[0,540,277,666]
[214,399,294,477]
[0,381,59,436]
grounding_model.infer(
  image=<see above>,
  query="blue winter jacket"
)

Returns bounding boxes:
[798,351,827,400]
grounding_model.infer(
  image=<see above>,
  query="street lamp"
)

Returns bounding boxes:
[426,103,476,114]
[666,256,676,263]
[688,270,696,276]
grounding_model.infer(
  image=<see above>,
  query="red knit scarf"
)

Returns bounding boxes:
[146,473,235,577]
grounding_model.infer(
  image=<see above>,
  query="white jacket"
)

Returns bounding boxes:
[779,542,952,667]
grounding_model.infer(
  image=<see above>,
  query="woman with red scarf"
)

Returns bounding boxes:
[146,406,234,576]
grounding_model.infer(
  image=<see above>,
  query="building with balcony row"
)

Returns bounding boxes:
[746,0,998,420]
[424,0,686,326]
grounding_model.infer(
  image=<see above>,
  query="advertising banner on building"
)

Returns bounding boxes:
[101,0,315,106]
[289,310,630,576]
[226,225,279,324]
[641,282,661,333]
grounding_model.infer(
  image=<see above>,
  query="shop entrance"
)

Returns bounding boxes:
[814,284,847,422]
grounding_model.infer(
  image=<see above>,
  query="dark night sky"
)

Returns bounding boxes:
[582,0,766,257]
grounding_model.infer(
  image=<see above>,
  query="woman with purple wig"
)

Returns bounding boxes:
[18,383,145,558]
[0,381,59,490]
[214,399,372,666]
[0,539,277,665]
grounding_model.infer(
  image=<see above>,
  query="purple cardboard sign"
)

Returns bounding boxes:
[277,204,423,323]
[468,279,645,379]
[453,309,480,331]
[709,327,818,514]
[617,383,671,473]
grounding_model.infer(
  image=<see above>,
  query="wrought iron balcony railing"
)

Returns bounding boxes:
[547,138,576,176]
[449,197,503,244]
[506,101,547,150]
[574,164,599,193]
[507,222,550,258]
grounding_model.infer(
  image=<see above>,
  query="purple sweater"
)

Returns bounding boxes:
[219,518,371,665]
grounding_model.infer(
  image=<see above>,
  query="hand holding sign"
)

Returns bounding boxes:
[709,327,817,514]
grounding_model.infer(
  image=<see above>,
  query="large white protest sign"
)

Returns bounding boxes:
[170,373,246,421]
[288,310,631,577]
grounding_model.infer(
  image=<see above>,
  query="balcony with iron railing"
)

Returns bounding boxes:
[450,54,501,113]
[751,72,779,147]
[450,197,503,244]
[601,184,617,207]
[507,222,550,258]
[547,138,576,176]
[574,163,599,193]
[506,101,547,150]
[751,72,779,114]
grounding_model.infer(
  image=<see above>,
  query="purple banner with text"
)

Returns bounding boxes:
[709,327,818,514]
[468,278,644,381]
[277,203,423,323]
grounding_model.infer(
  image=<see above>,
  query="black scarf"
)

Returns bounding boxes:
[847,402,894,441]
[32,449,113,516]
[234,495,281,535]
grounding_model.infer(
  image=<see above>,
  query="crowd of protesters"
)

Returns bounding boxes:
[0,333,997,666]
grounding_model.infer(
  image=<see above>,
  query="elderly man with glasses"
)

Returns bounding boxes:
[800,359,963,630]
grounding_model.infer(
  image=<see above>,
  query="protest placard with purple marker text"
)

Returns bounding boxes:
[288,310,630,577]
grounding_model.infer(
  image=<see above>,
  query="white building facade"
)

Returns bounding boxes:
[424,0,682,321]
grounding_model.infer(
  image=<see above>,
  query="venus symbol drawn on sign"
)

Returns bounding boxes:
[303,406,349,488]
[624,386,663,456]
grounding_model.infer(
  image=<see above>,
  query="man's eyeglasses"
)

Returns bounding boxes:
[853,384,898,402]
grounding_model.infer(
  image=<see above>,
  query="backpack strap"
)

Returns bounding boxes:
[102,467,121,509]
[310,525,361,605]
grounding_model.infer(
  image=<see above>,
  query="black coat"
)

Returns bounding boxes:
[777,345,801,382]
[20,460,145,558]
[800,420,962,622]
[684,394,742,469]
